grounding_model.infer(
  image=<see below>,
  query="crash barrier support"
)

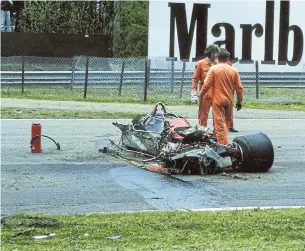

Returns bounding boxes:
[144,56,151,102]
[70,57,76,90]
[119,61,125,96]
[83,56,89,99]
[21,54,25,94]
[255,60,259,99]
[180,59,187,98]
[166,57,178,93]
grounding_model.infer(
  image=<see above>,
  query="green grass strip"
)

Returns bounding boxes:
[1,108,145,119]
[2,87,305,109]
[2,209,305,251]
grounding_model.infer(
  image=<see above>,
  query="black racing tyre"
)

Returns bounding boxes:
[233,132,274,172]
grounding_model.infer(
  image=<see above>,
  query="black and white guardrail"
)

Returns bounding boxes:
[1,71,305,88]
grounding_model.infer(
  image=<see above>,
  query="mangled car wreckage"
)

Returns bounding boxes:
[111,102,274,175]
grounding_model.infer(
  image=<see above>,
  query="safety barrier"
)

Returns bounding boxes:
[1,56,305,102]
[1,71,305,88]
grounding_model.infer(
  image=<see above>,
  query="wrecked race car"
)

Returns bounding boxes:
[111,102,274,175]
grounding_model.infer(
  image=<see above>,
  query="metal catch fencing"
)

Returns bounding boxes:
[1,55,305,103]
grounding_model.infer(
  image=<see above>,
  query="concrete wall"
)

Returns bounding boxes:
[1,32,110,57]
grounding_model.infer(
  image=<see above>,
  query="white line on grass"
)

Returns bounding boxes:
[86,206,305,215]
[2,119,305,121]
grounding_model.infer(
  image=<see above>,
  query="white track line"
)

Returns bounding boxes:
[86,206,305,215]
[2,118,305,121]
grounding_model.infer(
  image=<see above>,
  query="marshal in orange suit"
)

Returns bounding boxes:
[191,44,219,127]
[199,48,243,145]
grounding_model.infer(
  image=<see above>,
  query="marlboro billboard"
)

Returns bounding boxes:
[148,0,304,69]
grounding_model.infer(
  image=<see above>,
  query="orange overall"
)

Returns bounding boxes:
[200,63,243,145]
[192,58,215,127]
[225,61,234,130]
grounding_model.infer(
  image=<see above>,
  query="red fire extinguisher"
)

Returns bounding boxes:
[31,122,42,153]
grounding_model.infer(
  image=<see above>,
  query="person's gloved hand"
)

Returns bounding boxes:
[236,101,242,111]
[191,91,199,103]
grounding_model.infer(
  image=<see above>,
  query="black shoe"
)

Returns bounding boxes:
[229,128,238,132]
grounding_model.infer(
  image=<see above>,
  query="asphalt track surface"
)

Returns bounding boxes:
[2,115,305,216]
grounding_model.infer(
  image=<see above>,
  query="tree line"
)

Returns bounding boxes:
[13,1,148,57]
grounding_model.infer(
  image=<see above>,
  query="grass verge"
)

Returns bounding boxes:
[242,101,305,111]
[2,87,305,113]
[2,209,305,251]
[1,108,145,119]
[2,86,305,105]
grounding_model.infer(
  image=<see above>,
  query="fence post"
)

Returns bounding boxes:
[71,57,76,90]
[179,59,187,98]
[84,56,89,99]
[166,57,177,93]
[255,60,259,99]
[144,56,150,102]
[21,53,25,93]
[148,58,151,86]
[119,61,125,96]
